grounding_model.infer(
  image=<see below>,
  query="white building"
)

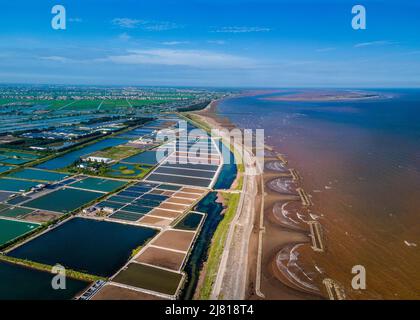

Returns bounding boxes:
[84,156,113,164]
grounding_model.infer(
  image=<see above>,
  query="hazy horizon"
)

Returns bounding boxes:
[1,0,420,87]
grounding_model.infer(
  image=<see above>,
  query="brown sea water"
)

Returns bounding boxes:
[218,90,420,299]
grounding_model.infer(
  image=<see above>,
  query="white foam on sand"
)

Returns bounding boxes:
[404,240,417,247]
[268,178,295,194]
[277,244,320,293]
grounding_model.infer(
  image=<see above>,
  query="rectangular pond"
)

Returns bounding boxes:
[174,212,204,231]
[0,165,14,174]
[69,177,126,193]
[0,178,41,192]
[0,218,39,246]
[154,166,216,179]
[9,217,158,276]
[0,261,89,300]
[113,262,183,296]
[122,150,160,165]
[146,173,212,188]
[23,188,104,213]
[0,206,33,218]
[7,169,70,182]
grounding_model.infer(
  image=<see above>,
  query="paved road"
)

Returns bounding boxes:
[211,140,259,299]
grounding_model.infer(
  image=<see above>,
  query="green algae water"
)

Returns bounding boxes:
[0,218,39,246]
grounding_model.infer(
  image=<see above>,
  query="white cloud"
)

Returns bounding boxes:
[112,18,181,31]
[207,40,226,45]
[106,49,254,68]
[69,18,82,23]
[39,56,72,63]
[144,22,181,31]
[162,41,189,46]
[316,47,336,53]
[112,18,143,29]
[403,51,420,56]
[118,33,132,41]
[213,26,271,33]
[354,40,397,48]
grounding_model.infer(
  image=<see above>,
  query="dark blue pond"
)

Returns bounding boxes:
[9,217,157,277]
[0,261,89,300]
[180,192,225,299]
[213,141,237,190]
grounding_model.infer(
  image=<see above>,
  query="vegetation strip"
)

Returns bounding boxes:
[198,192,240,299]
[0,254,105,282]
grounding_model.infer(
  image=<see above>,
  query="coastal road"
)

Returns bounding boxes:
[211,140,259,299]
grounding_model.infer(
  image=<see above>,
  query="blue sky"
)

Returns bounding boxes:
[1,0,420,87]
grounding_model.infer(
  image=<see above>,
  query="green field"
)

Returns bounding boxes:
[90,146,141,161]
[23,188,104,213]
[0,99,15,106]
[0,96,188,110]
[51,98,179,110]
[0,99,70,109]
[43,100,99,110]
[101,100,131,109]
[0,218,39,246]
[107,163,152,179]
[127,99,173,107]
[55,99,131,110]
[65,100,102,110]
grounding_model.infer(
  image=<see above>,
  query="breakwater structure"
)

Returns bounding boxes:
[296,187,313,207]
[322,278,346,300]
[307,221,324,252]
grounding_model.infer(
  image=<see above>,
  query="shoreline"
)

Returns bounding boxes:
[190,96,328,300]
[187,101,256,299]
[208,91,420,300]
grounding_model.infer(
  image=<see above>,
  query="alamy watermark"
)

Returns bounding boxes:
[51,264,67,290]
[51,4,367,31]
[351,265,367,290]
[51,5,66,30]
[352,4,367,30]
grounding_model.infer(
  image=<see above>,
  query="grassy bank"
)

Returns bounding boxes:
[197,192,240,299]
[181,113,213,132]
[232,148,244,191]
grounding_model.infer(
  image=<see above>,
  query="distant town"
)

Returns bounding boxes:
[0,85,237,300]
